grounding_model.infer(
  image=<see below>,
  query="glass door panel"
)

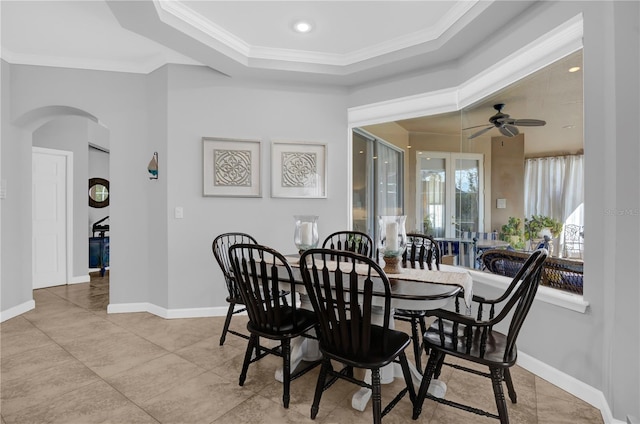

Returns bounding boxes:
[454,157,482,234]
[352,129,404,244]
[377,142,402,216]
[352,132,372,234]
[417,155,446,237]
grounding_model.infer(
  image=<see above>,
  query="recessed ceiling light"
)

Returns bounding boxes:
[293,20,313,33]
[568,66,581,73]
[563,124,576,129]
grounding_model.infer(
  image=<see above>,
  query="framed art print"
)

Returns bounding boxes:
[271,141,327,198]
[202,137,261,197]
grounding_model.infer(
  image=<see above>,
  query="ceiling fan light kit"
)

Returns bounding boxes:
[465,103,546,139]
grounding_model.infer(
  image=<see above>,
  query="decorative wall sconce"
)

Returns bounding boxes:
[148,152,158,180]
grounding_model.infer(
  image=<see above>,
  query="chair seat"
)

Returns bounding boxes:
[424,320,516,368]
[247,307,317,340]
[321,324,412,369]
[394,308,428,317]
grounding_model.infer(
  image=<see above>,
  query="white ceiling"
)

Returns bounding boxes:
[1,0,536,84]
[0,1,582,154]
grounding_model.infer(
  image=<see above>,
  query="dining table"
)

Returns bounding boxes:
[274,254,474,412]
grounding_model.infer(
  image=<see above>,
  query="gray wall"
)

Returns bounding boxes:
[1,1,638,420]
[1,59,32,311]
[163,64,348,309]
[3,64,151,307]
[146,65,170,309]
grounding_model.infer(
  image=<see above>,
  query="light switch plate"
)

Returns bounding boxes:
[496,198,507,209]
[175,206,184,219]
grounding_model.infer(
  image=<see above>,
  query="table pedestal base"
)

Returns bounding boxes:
[274,334,322,382]
[350,362,447,411]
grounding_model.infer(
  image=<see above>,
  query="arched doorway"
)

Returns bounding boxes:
[17,106,110,293]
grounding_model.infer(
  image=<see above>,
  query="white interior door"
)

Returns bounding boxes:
[32,148,71,289]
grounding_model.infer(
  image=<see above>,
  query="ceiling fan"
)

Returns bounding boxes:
[464,103,546,139]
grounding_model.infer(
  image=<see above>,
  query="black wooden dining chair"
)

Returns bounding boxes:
[412,248,548,424]
[299,248,416,424]
[213,232,291,346]
[394,233,441,372]
[212,232,258,346]
[228,243,320,408]
[322,230,375,258]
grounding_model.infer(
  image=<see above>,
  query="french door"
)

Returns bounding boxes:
[416,152,483,237]
[352,129,404,244]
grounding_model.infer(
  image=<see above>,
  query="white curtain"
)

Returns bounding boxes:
[524,154,584,224]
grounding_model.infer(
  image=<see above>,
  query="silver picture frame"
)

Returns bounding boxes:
[203,137,261,197]
[271,141,327,198]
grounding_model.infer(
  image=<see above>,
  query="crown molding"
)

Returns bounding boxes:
[348,13,584,127]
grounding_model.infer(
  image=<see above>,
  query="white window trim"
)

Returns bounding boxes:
[468,269,589,313]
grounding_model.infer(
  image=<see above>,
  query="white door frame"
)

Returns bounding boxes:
[32,147,74,287]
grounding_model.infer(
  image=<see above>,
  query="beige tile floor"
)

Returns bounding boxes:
[1,273,603,424]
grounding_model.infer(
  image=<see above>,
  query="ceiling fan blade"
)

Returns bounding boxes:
[512,119,546,126]
[499,124,519,137]
[462,123,493,131]
[468,126,494,139]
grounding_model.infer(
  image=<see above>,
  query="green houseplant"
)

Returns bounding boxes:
[524,215,563,241]
[500,217,525,249]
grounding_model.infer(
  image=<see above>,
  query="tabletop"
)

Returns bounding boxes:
[284,254,472,310]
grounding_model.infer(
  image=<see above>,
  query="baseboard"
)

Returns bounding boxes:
[68,274,90,285]
[106,302,231,319]
[518,351,625,424]
[0,299,35,322]
[107,302,151,315]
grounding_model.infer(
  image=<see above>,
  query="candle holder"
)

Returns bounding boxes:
[294,215,319,254]
[378,215,407,274]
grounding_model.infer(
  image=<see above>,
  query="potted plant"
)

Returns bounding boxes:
[423,215,434,235]
[500,217,525,249]
[524,215,563,241]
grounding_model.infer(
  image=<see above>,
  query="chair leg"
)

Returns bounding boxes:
[219,302,236,346]
[282,339,291,408]
[490,367,510,424]
[410,317,422,371]
[413,350,442,420]
[371,368,382,424]
[398,351,417,403]
[419,315,428,361]
[433,350,446,379]
[239,334,257,386]
[503,368,517,403]
[311,359,331,419]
